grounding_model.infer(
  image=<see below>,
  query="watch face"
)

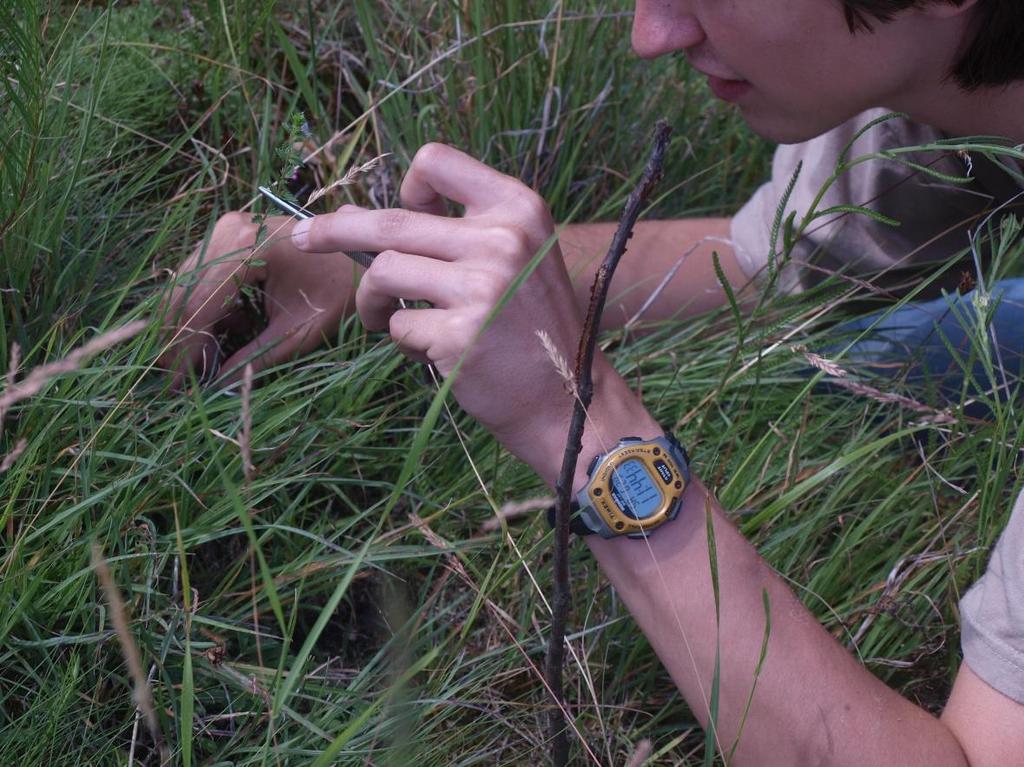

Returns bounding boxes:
[609,458,663,520]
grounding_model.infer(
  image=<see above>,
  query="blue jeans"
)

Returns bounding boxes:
[823,278,1024,416]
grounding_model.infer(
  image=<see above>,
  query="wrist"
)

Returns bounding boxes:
[570,357,662,493]
[506,355,660,490]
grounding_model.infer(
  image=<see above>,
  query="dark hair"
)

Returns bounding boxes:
[842,0,1024,89]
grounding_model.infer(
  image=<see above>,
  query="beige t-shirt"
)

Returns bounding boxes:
[731,109,1024,703]
[730,108,1023,296]
[961,490,1024,704]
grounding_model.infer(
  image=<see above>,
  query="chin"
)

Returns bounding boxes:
[739,105,850,145]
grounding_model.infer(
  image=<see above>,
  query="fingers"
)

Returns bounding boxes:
[216,316,325,386]
[398,171,448,217]
[159,214,265,380]
[291,206,481,259]
[292,143,550,257]
[158,261,243,380]
[400,143,526,216]
[387,307,466,370]
[168,333,221,392]
[356,251,461,331]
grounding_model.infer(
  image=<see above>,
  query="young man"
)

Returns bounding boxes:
[162,1,1024,763]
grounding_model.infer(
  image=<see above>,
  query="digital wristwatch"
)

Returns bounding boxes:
[550,434,690,539]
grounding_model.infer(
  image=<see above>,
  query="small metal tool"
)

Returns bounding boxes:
[259,188,446,400]
[257,185,376,269]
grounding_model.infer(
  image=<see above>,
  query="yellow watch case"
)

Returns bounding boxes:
[577,436,689,538]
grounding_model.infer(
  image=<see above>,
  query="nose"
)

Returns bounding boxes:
[632,1,706,59]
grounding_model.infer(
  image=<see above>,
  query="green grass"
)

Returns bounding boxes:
[2,1,1022,764]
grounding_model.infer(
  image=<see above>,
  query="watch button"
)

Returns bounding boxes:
[586,454,602,476]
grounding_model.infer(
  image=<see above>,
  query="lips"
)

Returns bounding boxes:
[705,74,752,103]
[687,57,752,103]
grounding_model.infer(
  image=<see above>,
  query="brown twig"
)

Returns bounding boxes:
[545,120,673,766]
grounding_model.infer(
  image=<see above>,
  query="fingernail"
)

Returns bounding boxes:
[292,220,311,250]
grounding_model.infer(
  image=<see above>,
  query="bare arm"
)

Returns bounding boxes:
[283,142,1024,767]
[161,215,749,382]
[942,663,1024,767]
[583,453,1024,766]
[560,218,751,328]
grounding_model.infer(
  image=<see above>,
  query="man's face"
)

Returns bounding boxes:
[632,0,963,143]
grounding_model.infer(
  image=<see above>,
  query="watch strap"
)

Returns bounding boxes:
[546,501,593,536]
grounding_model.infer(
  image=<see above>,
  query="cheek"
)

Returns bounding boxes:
[735,38,887,142]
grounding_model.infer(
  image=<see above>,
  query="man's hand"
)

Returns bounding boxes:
[159,212,359,388]
[291,142,660,481]
[159,166,744,395]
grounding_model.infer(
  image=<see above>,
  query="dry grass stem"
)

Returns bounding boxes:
[409,513,518,628]
[536,329,577,396]
[5,343,19,388]
[1,438,27,474]
[408,513,602,765]
[800,349,848,378]
[304,153,390,208]
[1,345,26,474]
[0,320,147,426]
[800,346,958,422]
[625,739,653,767]
[239,363,254,484]
[624,243,700,331]
[91,542,168,764]
[479,496,556,534]
[827,377,957,424]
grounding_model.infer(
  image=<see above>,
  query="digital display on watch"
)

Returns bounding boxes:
[610,458,663,520]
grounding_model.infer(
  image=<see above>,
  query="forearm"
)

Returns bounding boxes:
[559,218,751,329]
[587,478,969,766]
[238,216,748,331]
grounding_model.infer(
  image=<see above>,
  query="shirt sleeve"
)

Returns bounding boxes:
[729,108,1012,295]
[960,489,1024,703]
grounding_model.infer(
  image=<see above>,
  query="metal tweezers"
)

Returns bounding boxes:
[259,186,447,388]
[257,186,376,269]
[257,188,448,393]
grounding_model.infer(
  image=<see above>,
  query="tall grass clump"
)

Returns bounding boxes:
[2,0,1022,765]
